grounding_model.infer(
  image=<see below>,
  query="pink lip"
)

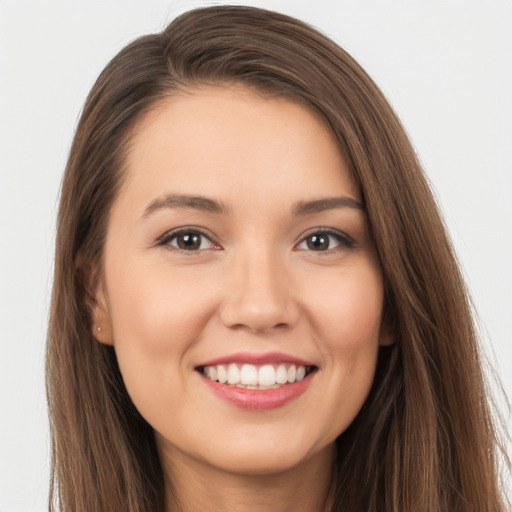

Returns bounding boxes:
[200,372,314,410]
[197,351,315,367]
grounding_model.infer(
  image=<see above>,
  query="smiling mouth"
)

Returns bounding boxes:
[197,363,317,390]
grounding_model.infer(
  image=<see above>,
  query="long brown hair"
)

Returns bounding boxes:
[47,6,510,511]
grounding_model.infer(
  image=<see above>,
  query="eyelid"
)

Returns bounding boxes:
[154,225,355,253]
[155,226,222,251]
[294,227,356,252]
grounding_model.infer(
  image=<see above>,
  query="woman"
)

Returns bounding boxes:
[46,5,509,511]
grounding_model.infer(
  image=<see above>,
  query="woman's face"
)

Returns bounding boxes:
[93,86,391,476]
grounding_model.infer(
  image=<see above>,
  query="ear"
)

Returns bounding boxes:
[91,283,114,346]
[378,302,395,347]
[76,254,114,346]
[378,323,394,347]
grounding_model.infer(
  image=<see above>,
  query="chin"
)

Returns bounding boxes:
[206,451,311,476]
[196,429,330,476]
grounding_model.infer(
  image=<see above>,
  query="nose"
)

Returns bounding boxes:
[219,249,299,334]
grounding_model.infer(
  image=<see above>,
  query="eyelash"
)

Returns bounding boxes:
[156,227,355,254]
[296,228,356,253]
[156,227,220,253]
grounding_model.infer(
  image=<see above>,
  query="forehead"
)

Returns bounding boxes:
[119,85,359,216]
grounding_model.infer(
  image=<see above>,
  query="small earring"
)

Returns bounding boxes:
[97,326,101,332]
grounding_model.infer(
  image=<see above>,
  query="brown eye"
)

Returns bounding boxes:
[164,230,216,251]
[177,233,202,250]
[297,230,354,252]
[305,234,330,251]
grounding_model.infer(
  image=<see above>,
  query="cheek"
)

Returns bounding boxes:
[300,263,384,434]
[103,260,220,415]
[305,263,384,352]
[107,261,218,356]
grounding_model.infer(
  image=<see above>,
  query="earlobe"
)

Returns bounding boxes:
[378,303,395,347]
[76,254,114,345]
[378,326,395,347]
[91,290,114,346]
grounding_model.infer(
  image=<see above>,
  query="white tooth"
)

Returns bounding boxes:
[258,365,276,386]
[209,366,217,381]
[287,365,297,383]
[227,363,240,385]
[240,364,258,385]
[276,364,288,384]
[217,365,227,384]
[296,366,306,381]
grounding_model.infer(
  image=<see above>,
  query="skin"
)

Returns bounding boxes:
[92,86,392,511]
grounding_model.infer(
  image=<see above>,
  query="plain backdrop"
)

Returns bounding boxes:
[1,1,511,510]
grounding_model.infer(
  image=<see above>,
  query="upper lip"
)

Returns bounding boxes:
[196,351,316,368]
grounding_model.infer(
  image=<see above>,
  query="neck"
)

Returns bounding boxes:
[159,442,335,512]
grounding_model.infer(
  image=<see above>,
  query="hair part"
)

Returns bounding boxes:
[47,6,510,511]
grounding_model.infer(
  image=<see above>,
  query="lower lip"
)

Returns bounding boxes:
[200,373,313,410]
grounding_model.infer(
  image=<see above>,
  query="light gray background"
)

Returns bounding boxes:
[1,1,510,510]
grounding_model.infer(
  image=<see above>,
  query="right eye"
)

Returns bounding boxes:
[159,229,218,252]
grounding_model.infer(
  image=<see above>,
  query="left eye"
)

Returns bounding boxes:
[163,230,216,251]
[297,231,350,252]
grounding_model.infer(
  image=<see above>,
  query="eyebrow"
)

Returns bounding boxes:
[292,196,365,216]
[142,194,231,218]
[142,193,365,219]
